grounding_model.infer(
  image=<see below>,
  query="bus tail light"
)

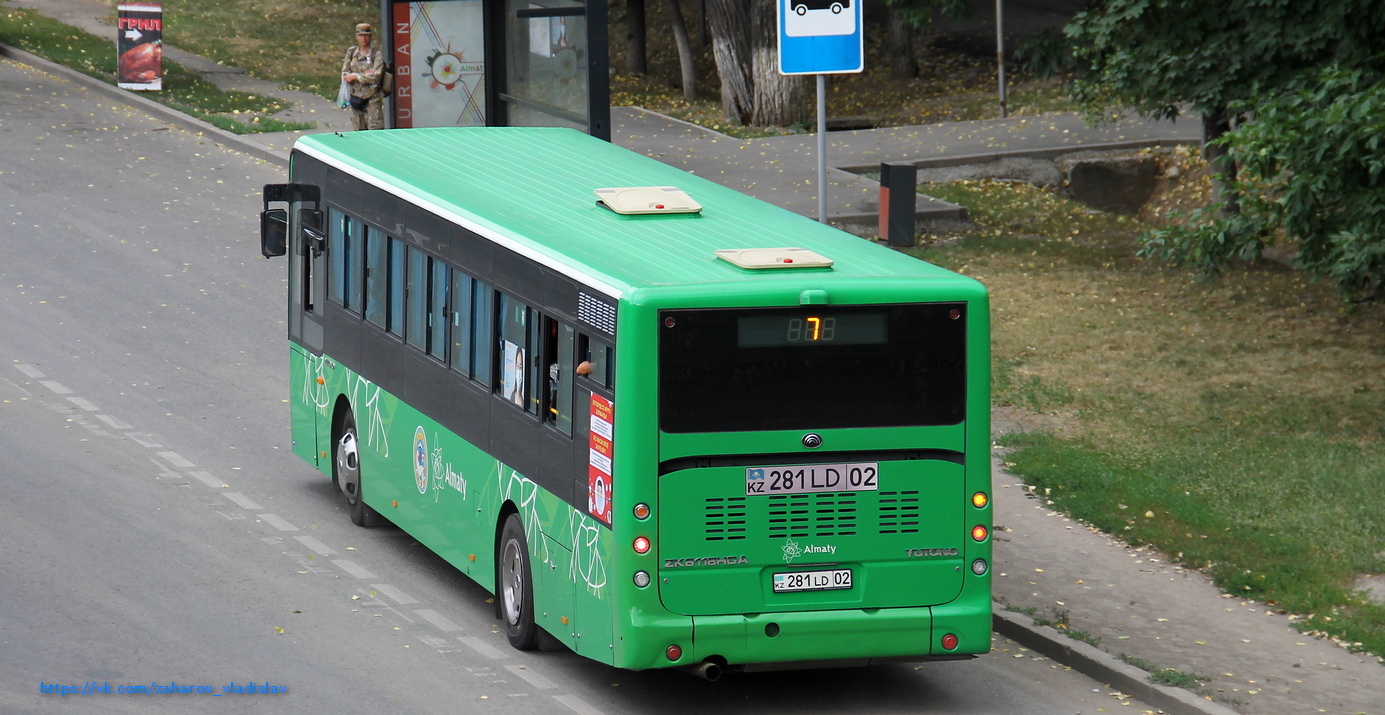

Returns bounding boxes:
[633,571,651,588]
[971,525,989,542]
[666,644,683,661]
[633,536,651,554]
[971,559,988,575]
[633,503,650,520]
[971,491,988,508]
[941,634,959,651]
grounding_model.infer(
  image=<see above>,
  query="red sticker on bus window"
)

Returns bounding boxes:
[588,394,614,524]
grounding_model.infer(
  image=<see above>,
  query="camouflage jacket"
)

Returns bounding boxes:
[341,45,384,99]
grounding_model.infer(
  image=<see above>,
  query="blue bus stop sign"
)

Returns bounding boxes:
[778,0,864,75]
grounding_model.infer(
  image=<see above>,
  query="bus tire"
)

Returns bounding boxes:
[498,514,540,650]
[336,413,383,527]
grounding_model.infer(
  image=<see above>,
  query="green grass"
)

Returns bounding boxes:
[912,179,1385,660]
[0,7,311,134]
[1118,654,1206,689]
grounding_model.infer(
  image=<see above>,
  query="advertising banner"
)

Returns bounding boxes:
[391,0,485,128]
[117,2,163,90]
[587,394,613,525]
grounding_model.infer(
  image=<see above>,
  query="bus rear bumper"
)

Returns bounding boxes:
[676,601,989,671]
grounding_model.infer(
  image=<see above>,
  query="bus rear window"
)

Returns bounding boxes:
[659,304,966,433]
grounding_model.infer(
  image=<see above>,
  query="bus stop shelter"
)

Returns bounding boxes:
[380,0,609,140]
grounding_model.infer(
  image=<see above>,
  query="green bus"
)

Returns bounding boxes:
[259,127,991,678]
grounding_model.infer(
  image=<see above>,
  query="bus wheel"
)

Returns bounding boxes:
[336,413,383,527]
[499,514,540,650]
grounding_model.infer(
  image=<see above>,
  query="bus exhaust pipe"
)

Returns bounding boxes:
[681,660,723,681]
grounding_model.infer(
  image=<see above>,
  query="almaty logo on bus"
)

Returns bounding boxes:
[413,426,429,494]
[782,537,838,563]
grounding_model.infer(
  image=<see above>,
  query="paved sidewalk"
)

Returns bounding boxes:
[3,3,1381,713]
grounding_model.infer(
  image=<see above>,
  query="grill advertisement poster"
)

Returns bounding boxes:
[117,2,163,90]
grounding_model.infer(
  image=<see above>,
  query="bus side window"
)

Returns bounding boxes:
[473,281,492,387]
[387,237,405,338]
[497,292,536,414]
[450,271,474,376]
[577,334,614,390]
[406,246,427,350]
[364,226,387,328]
[427,258,448,360]
[328,210,349,308]
[543,318,575,436]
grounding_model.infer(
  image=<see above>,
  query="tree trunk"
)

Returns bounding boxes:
[625,0,648,75]
[706,0,753,124]
[1202,108,1240,218]
[662,0,698,100]
[888,5,918,79]
[748,0,809,126]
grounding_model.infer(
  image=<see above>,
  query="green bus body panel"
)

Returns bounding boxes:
[288,345,320,467]
[289,349,615,657]
[284,127,992,670]
[658,460,966,616]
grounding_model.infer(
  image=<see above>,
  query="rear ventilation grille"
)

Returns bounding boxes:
[703,497,747,541]
[878,490,921,534]
[766,493,859,539]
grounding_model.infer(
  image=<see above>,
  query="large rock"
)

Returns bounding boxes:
[1062,154,1159,215]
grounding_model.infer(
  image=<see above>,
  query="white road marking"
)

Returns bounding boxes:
[66,396,99,411]
[39,380,72,394]
[96,414,132,430]
[15,364,45,378]
[369,583,419,605]
[415,609,464,632]
[157,451,196,469]
[506,664,557,690]
[257,513,299,532]
[125,433,163,448]
[293,535,336,556]
[458,635,506,659]
[554,694,607,715]
[331,559,376,579]
[188,470,226,488]
[222,492,264,510]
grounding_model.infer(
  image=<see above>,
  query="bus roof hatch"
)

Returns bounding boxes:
[714,247,834,270]
[595,186,702,215]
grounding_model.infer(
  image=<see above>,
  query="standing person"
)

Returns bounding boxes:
[341,23,385,130]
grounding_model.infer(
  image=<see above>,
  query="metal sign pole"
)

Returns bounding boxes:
[817,73,827,223]
[996,0,1007,118]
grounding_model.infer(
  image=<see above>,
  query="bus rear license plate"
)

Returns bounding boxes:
[773,568,852,593]
[745,463,878,495]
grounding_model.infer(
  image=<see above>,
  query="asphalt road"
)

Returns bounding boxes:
[0,57,1156,714]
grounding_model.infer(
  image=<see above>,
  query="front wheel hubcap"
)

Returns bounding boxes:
[337,428,360,502]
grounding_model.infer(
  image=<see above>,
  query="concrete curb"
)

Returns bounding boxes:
[993,609,1242,715]
[837,138,1200,175]
[0,42,289,168]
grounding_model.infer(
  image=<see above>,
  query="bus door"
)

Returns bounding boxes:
[262,182,326,464]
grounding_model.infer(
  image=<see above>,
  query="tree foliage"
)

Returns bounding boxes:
[1143,63,1385,301]
[1067,0,1384,120]
[1236,65,1385,301]
[1069,0,1385,300]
